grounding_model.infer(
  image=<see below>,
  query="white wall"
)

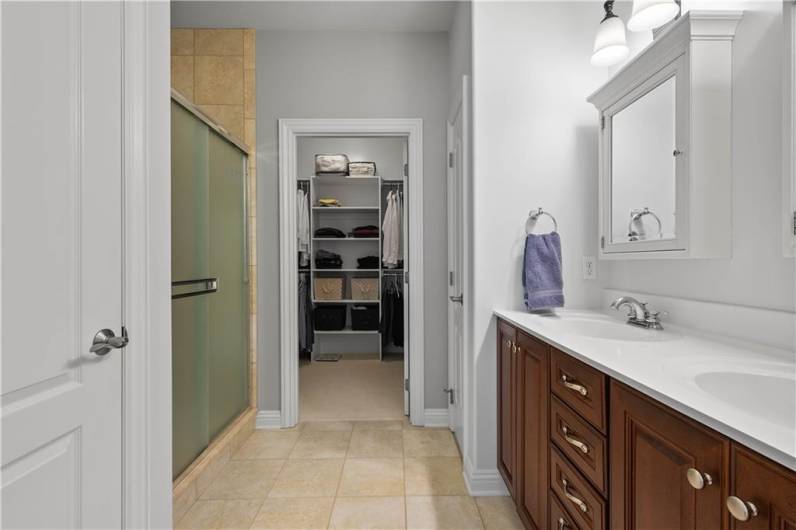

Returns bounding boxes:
[469,0,612,485]
[255,31,451,412]
[602,1,795,313]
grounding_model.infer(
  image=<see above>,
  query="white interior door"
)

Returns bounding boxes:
[2,2,125,528]
[446,78,468,445]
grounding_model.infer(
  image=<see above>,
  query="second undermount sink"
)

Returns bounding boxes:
[695,371,796,428]
[559,317,679,342]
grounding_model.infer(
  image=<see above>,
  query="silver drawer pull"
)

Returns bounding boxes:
[686,468,713,490]
[726,496,758,522]
[558,517,569,530]
[561,374,588,397]
[562,478,588,513]
[562,426,589,454]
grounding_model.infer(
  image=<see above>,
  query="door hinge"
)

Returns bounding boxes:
[448,152,454,168]
[600,236,605,249]
[403,163,408,177]
[792,211,796,236]
[404,378,410,391]
[444,388,455,405]
[601,115,605,130]
[449,271,454,286]
[404,270,409,285]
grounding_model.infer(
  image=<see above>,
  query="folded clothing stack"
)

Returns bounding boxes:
[349,225,379,238]
[357,256,379,270]
[315,249,343,269]
[314,227,346,238]
[317,198,340,207]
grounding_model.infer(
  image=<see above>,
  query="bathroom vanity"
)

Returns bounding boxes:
[494,310,796,530]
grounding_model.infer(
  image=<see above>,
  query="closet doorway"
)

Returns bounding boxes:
[279,119,425,426]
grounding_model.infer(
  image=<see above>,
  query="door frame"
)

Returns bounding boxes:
[277,118,425,426]
[120,2,172,527]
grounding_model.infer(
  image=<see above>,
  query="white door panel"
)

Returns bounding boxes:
[2,2,124,528]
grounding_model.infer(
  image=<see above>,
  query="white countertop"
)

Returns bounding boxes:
[494,308,796,471]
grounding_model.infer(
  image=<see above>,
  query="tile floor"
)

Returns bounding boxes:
[176,420,524,529]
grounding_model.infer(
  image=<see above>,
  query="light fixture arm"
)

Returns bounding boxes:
[601,0,618,23]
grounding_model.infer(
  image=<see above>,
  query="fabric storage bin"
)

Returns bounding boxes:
[314,305,347,331]
[351,305,379,330]
[315,154,349,175]
[314,277,344,300]
[351,278,379,301]
[348,161,376,176]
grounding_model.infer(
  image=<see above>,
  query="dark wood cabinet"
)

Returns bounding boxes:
[497,319,518,497]
[610,381,729,530]
[516,332,550,530]
[729,445,796,529]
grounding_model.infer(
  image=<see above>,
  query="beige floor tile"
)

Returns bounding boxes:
[251,497,334,530]
[329,496,406,529]
[404,457,468,496]
[176,499,263,530]
[348,430,403,458]
[302,421,354,432]
[354,420,403,431]
[403,430,459,457]
[233,431,300,460]
[201,460,284,500]
[475,497,524,530]
[269,459,344,498]
[338,458,404,496]
[406,496,484,530]
[289,430,351,459]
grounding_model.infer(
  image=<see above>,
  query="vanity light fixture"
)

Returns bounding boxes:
[627,0,681,31]
[591,0,630,67]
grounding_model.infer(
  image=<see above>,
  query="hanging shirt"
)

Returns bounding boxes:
[297,189,310,267]
[382,191,401,267]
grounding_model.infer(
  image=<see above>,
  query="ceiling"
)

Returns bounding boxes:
[171,1,458,32]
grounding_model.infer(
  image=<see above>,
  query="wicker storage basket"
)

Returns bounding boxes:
[314,277,344,300]
[350,278,379,301]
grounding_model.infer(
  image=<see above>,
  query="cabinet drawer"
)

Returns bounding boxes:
[550,349,607,434]
[550,491,581,530]
[550,396,608,496]
[550,446,606,530]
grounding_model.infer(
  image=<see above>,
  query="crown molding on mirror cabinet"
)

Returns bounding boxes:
[588,10,742,260]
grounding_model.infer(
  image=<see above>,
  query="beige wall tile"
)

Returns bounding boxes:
[244,118,256,150]
[244,70,256,119]
[338,458,404,497]
[406,496,484,530]
[194,56,243,105]
[171,56,194,100]
[198,104,244,140]
[243,29,255,70]
[329,496,406,530]
[171,29,194,56]
[475,497,524,530]
[195,29,244,56]
[252,497,334,530]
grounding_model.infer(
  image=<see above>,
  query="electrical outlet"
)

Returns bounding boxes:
[582,256,597,279]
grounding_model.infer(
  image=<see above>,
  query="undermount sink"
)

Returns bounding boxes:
[557,317,678,342]
[695,371,796,428]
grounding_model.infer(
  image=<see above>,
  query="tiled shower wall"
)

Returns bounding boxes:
[170,28,258,524]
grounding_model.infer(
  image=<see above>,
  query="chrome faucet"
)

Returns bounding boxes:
[610,296,665,330]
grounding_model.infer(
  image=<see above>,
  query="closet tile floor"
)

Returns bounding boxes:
[299,359,405,421]
[176,420,524,530]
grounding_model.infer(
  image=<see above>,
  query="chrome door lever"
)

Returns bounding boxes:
[90,327,129,356]
[449,294,463,304]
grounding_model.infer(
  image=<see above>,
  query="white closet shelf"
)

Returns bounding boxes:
[314,328,380,335]
[312,206,379,211]
[312,237,379,241]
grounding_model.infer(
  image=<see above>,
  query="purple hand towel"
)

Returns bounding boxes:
[523,232,564,310]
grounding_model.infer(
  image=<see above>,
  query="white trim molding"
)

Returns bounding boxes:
[255,410,283,430]
[784,0,796,257]
[463,456,510,497]
[423,409,450,428]
[121,1,172,528]
[277,118,425,427]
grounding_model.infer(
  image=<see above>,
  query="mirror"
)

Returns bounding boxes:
[610,76,677,244]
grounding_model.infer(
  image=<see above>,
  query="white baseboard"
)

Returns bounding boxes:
[423,408,449,428]
[255,410,282,429]
[463,457,510,497]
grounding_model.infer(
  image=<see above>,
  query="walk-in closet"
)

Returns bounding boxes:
[296,136,409,421]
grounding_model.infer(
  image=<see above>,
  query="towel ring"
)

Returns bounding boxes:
[526,208,558,234]
[627,207,663,241]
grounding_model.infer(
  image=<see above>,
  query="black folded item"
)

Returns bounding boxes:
[314,227,346,238]
[315,249,343,269]
[350,225,380,238]
[357,256,379,269]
